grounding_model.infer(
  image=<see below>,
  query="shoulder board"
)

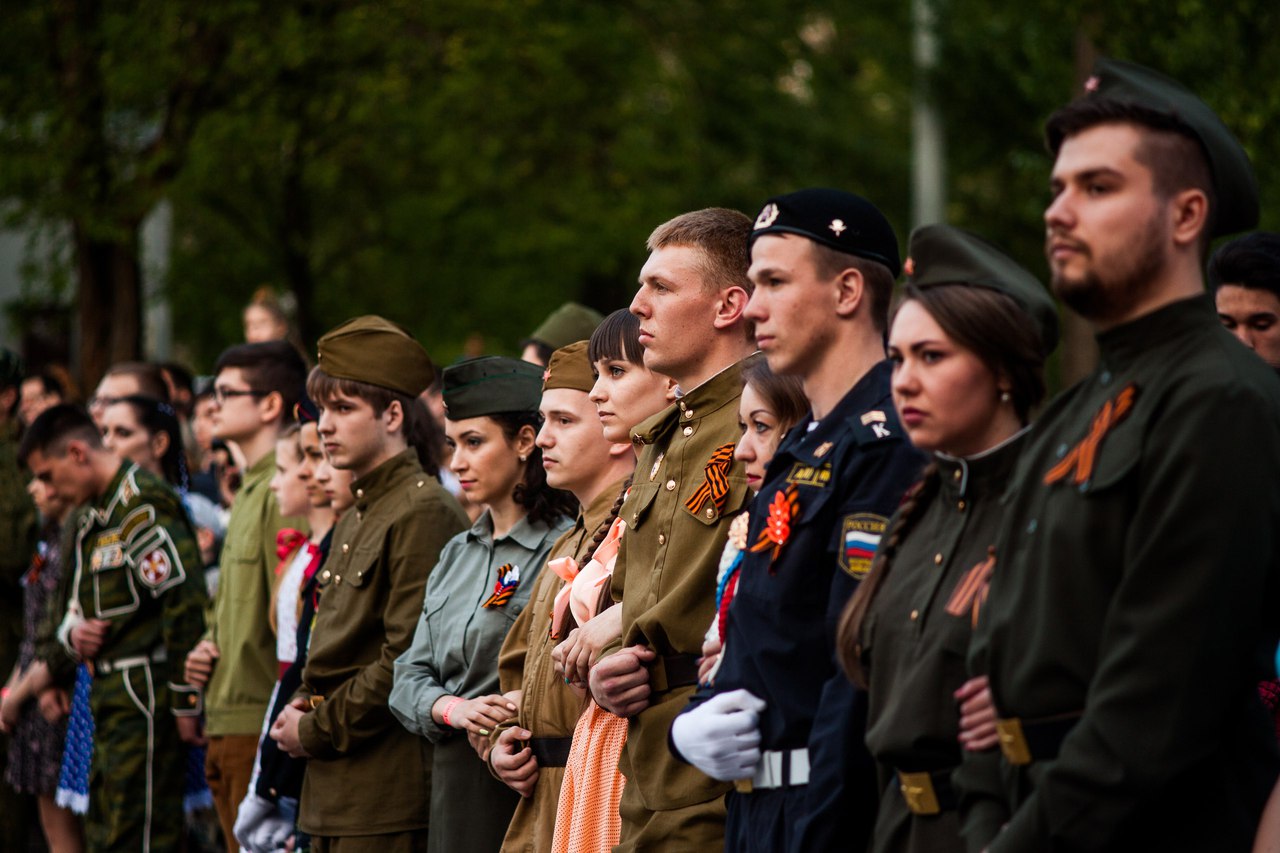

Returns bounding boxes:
[848,410,903,446]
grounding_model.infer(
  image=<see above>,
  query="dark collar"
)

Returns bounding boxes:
[1096,294,1216,369]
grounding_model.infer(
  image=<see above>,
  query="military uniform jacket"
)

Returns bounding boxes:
[297,449,468,836]
[390,509,570,743]
[205,451,299,735]
[493,479,627,853]
[860,432,1026,853]
[604,356,755,812]
[685,360,924,849]
[64,462,206,715]
[962,297,1280,852]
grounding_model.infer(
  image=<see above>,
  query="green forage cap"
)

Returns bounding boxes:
[542,341,595,393]
[905,224,1059,355]
[442,356,544,420]
[1049,58,1258,237]
[316,315,435,396]
[530,303,604,350]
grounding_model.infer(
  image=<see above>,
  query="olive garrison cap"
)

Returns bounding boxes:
[749,187,901,278]
[442,356,544,421]
[542,341,595,394]
[1049,57,1258,237]
[530,303,604,350]
[906,224,1060,355]
[316,315,435,397]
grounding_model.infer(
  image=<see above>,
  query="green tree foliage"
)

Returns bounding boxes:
[166,0,913,366]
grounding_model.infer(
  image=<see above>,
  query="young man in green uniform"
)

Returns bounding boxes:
[588,208,758,851]
[269,316,468,852]
[958,59,1280,851]
[184,340,308,850]
[23,404,206,852]
[489,340,635,851]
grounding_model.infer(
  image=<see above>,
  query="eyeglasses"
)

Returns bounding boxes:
[213,387,266,405]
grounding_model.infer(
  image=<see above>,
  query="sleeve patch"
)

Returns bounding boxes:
[840,513,887,578]
[138,549,173,588]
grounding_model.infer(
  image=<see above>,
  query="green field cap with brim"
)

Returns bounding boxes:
[905,224,1060,355]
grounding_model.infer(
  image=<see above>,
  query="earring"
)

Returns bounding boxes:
[999,391,1011,403]
[519,454,528,462]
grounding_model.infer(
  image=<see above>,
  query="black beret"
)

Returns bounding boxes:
[906,224,1059,355]
[442,356,544,421]
[748,188,900,278]
[1049,58,1258,237]
[293,395,319,425]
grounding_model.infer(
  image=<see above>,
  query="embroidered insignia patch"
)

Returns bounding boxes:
[91,544,124,571]
[482,563,521,608]
[1043,383,1138,487]
[754,203,780,229]
[137,548,172,587]
[814,441,834,458]
[685,443,736,518]
[860,410,887,425]
[786,462,831,488]
[840,513,887,578]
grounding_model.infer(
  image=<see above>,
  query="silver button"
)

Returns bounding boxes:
[683,409,694,419]
[683,426,693,436]
[356,488,365,499]
[658,533,666,545]
[342,543,350,554]
[666,479,676,491]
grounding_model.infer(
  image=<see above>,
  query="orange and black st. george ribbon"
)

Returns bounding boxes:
[945,547,996,628]
[1044,383,1138,487]
[685,442,736,516]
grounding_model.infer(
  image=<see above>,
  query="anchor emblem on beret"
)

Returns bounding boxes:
[829,219,846,236]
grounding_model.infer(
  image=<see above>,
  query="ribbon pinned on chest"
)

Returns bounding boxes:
[482,562,521,608]
[685,442,737,517]
[1043,383,1138,487]
[749,486,800,570]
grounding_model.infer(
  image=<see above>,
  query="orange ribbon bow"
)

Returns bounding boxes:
[749,486,800,569]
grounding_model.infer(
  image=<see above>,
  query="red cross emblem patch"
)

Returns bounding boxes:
[138,548,172,587]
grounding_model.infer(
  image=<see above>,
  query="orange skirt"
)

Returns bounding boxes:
[552,700,628,853]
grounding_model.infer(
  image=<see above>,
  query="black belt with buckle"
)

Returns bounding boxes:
[529,736,573,768]
[996,711,1082,765]
[647,653,701,693]
[894,767,958,816]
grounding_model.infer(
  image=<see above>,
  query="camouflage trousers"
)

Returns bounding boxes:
[88,661,186,853]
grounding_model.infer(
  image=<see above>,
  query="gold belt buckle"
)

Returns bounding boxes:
[897,771,940,815]
[996,717,1031,765]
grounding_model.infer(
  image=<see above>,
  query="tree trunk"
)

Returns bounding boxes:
[74,222,142,392]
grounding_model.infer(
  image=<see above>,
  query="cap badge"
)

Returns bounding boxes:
[829,219,847,236]
[754,203,780,229]
[1084,75,1100,93]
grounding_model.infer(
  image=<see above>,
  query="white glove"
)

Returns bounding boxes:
[671,688,767,781]
[247,811,294,853]
[232,792,275,851]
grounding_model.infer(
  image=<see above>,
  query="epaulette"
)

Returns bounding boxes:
[848,407,902,446]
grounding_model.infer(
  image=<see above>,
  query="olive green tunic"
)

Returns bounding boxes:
[960,296,1280,851]
[861,432,1025,853]
[604,356,755,846]
[494,478,628,853]
[297,449,468,838]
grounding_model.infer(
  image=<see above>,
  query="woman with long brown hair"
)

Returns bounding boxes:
[837,225,1058,853]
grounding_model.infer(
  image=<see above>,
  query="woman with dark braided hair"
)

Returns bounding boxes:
[836,225,1059,853]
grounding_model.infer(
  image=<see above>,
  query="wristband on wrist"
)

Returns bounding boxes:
[441,696,463,728]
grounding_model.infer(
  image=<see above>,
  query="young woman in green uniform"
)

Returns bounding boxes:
[389,356,576,853]
[837,224,1059,853]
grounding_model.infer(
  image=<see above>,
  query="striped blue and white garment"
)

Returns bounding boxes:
[54,663,94,815]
